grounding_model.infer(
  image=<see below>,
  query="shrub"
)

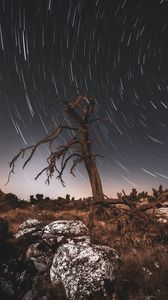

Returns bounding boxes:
[4,193,19,208]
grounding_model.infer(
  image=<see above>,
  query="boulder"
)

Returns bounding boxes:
[15,219,45,261]
[50,239,119,300]
[0,258,37,299]
[42,220,89,246]
[15,219,43,240]
[20,219,41,229]
[26,242,54,273]
[155,207,168,223]
[1,218,119,299]
[26,220,91,276]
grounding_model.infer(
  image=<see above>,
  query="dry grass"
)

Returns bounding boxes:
[1,206,168,299]
[114,245,168,300]
[89,216,168,300]
[0,207,89,233]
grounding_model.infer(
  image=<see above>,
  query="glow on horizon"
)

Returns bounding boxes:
[1,150,168,200]
[1,166,167,200]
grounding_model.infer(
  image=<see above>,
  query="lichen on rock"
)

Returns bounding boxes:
[20,219,41,229]
[42,220,89,246]
[50,240,119,300]
[15,219,43,240]
[156,207,168,223]
[2,218,119,299]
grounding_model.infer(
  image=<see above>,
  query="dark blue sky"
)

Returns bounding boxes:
[1,0,168,199]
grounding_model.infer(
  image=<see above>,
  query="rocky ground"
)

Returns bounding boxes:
[0,217,119,300]
[0,200,168,299]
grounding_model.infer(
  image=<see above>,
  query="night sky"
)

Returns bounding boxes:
[1,0,168,200]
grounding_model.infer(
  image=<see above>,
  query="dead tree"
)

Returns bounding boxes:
[8,95,106,213]
[96,187,168,228]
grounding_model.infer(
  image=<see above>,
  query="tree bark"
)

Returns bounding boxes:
[78,126,106,227]
[79,127,104,201]
[66,98,107,226]
[66,97,104,202]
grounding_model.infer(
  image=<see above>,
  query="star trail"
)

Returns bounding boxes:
[1,0,168,199]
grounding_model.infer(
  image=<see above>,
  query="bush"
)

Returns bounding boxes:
[4,193,19,208]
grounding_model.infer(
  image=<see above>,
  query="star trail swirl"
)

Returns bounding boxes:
[1,0,168,199]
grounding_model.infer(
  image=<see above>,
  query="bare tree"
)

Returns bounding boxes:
[8,95,105,206]
[96,187,168,224]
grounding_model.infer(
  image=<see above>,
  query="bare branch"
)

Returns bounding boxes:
[66,95,95,124]
[66,104,85,126]
[104,194,111,199]
[108,212,127,223]
[8,95,105,205]
[70,154,83,176]
[33,138,80,186]
[122,189,127,197]
[35,166,48,181]
[58,153,79,180]
[6,147,32,185]
[8,125,79,183]
[69,95,93,110]
[95,199,128,207]
[137,191,168,212]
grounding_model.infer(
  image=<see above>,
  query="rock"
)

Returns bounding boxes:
[20,219,41,229]
[22,290,33,300]
[15,219,44,241]
[0,219,37,299]
[50,239,119,300]
[155,207,168,223]
[26,220,91,275]
[26,242,53,273]
[161,201,168,207]
[0,259,37,299]
[137,198,149,207]
[1,218,119,299]
[15,219,46,261]
[42,220,89,246]
[22,272,67,300]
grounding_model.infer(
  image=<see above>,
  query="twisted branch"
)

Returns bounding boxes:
[7,95,101,190]
[6,125,79,185]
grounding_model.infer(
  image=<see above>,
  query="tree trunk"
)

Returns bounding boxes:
[79,127,104,201]
[79,127,107,227]
[67,100,104,202]
[85,155,104,201]
[67,99,107,226]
